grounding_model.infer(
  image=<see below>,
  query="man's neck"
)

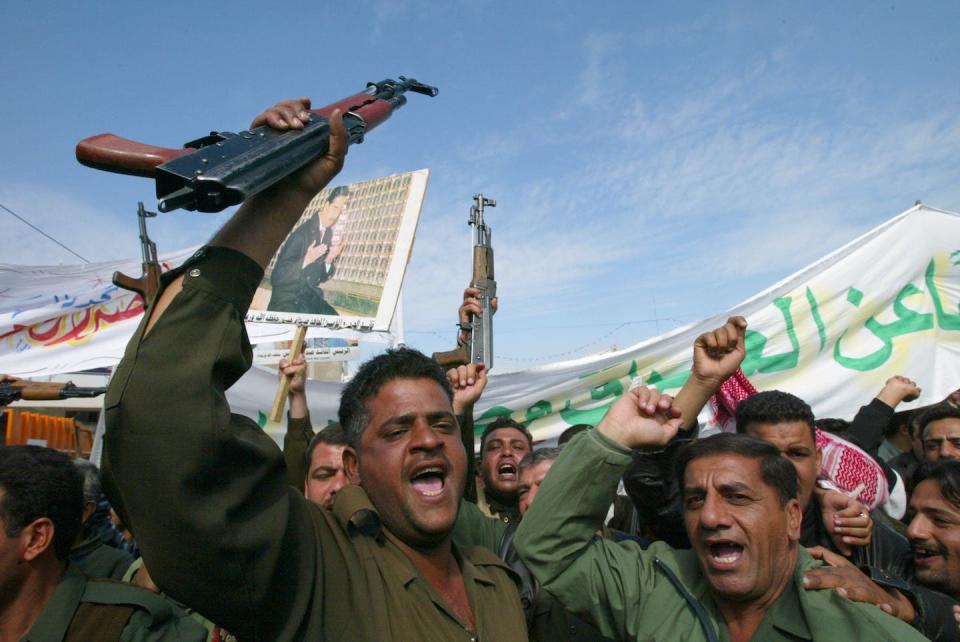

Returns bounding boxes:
[715,551,797,642]
[0,560,62,642]
[481,487,520,521]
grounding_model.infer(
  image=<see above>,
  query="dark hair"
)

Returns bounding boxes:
[815,418,849,435]
[885,409,915,439]
[916,403,960,440]
[479,417,533,455]
[557,424,592,446]
[675,433,799,507]
[0,446,83,560]
[325,185,350,204]
[305,423,348,469]
[918,460,960,510]
[518,446,563,473]
[339,347,453,450]
[735,390,815,440]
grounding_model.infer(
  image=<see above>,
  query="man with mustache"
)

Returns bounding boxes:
[514,387,926,641]
[104,100,526,641]
[475,417,532,523]
[907,460,960,602]
[802,460,960,640]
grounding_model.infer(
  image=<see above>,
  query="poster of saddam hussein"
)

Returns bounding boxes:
[247,169,429,332]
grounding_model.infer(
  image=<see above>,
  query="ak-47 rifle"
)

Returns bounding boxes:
[112,202,162,306]
[75,77,438,213]
[433,194,497,369]
[0,379,107,407]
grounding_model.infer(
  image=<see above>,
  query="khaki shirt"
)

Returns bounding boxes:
[104,247,527,642]
[22,565,205,642]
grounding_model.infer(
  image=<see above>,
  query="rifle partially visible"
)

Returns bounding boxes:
[433,194,497,370]
[112,202,162,307]
[75,76,438,213]
[0,379,107,407]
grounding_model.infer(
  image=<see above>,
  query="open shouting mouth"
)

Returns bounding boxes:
[410,461,449,499]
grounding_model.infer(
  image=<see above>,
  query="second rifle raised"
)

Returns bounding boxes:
[433,194,497,369]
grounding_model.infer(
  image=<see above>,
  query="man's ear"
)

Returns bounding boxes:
[21,517,56,562]
[786,498,802,543]
[343,446,361,485]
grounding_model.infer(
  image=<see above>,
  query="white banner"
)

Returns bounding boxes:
[221,204,960,445]
[4,205,959,447]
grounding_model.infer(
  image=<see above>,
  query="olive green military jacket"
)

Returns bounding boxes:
[103,247,527,642]
[513,429,929,642]
[21,565,206,642]
[69,534,134,580]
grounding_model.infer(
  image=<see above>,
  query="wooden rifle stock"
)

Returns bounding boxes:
[111,202,162,307]
[432,344,470,369]
[76,134,192,178]
[112,264,162,306]
[1,380,107,405]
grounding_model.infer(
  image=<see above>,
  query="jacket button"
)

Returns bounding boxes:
[189,269,201,277]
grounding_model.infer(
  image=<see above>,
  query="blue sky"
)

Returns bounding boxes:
[2,1,958,371]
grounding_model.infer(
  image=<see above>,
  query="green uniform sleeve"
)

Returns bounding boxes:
[514,430,674,641]
[283,411,315,491]
[103,247,321,642]
[452,497,507,553]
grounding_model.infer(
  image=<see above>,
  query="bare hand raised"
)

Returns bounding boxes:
[597,386,683,450]
[458,286,498,347]
[691,316,747,387]
[877,375,921,407]
[250,99,348,197]
[447,363,488,416]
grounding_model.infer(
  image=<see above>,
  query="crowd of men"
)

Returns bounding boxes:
[2,100,960,641]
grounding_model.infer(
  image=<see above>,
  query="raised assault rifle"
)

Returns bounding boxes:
[0,380,107,407]
[75,77,438,213]
[433,194,497,369]
[112,202,162,306]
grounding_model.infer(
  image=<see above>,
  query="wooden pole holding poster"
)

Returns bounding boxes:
[269,325,308,423]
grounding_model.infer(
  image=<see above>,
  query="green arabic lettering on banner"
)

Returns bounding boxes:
[473,253,958,436]
[805,287,828,353]
[474,405,514,433]
[524,400,553,429]
[742,296,800,376]
[926,257,960,330]
[834,281,934,372]
[559,378,625,425]
[647,367,691,392]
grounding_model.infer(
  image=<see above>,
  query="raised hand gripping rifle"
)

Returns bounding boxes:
[75,77,438,213]
[433,194,497,369]
[0,380,107,407]
[112,202,161,306]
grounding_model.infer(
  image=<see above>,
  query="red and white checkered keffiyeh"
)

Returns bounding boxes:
[708,368,889,510]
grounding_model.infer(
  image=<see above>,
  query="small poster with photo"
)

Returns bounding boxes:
[247,169,429,331]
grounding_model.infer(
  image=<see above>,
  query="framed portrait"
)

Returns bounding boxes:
[247,169,429,331]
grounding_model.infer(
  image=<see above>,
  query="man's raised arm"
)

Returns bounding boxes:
[102,102,347,641]
[513,387,685,639]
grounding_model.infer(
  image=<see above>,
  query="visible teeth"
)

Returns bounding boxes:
[713,554,739,563]
[411,468,445,496]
